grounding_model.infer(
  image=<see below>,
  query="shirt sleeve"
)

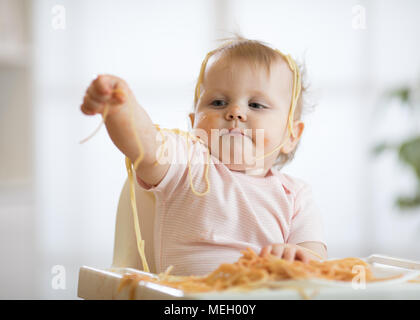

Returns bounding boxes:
[135,129,192,198]
[286,183,327,249]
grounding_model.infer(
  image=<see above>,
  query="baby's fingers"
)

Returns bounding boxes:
[295,249,311,264]
[271,244,286,258]
[88,79,111,103]
[96,75,127,103]
[110,85,126,104]
[259,245,272,258]
[88,75,125,104]
[282,246,297,262]
[81,92,106,115]
[260,244,311,264]
[94,74,114,95]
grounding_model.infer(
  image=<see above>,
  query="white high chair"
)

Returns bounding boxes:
[77,178,158,299]
[112,178,157,273]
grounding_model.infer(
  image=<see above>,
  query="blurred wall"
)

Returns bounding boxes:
[0,0,32,183]
[0,0,36,299]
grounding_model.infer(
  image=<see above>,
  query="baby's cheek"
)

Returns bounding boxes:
[196,112,219,133]
[193,112,220,144]
[197,113,208,123]
[256,136,270,153]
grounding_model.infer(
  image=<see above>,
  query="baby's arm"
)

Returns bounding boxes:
[80,75,169,186]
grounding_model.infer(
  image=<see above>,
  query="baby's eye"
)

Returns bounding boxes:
[210,100,227,107]
[249,102,266,109]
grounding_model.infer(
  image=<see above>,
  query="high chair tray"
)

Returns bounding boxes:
[78,256,420,300]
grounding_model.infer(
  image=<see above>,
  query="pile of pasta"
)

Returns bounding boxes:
[117,248,397,298]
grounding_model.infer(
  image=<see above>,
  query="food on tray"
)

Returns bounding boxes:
[118,248,402,298]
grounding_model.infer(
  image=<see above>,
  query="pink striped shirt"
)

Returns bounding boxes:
[137,129,326,276]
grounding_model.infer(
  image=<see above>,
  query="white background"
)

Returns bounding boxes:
[0,0,419,299]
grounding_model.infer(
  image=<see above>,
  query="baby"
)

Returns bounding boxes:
[81,37,327,275]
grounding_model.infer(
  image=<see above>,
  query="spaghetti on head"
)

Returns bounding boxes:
[193,38,304,166]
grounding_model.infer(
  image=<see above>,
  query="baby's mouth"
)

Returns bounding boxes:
[219,128,251,140]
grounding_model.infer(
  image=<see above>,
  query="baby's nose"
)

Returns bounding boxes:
[225,107,247,121]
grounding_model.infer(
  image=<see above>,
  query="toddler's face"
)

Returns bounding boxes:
[190,55,303,174]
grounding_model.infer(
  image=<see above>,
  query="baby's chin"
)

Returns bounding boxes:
[222,160,269,177]
[224,162,248,171]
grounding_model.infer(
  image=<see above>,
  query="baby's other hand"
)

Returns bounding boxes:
[259,244,313,263]
[81,74,128,117]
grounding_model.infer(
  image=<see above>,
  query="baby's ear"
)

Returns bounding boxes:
[188,113,195,128]
[281,121,304,154]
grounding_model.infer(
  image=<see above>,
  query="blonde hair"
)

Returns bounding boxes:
[192,36,310,168]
